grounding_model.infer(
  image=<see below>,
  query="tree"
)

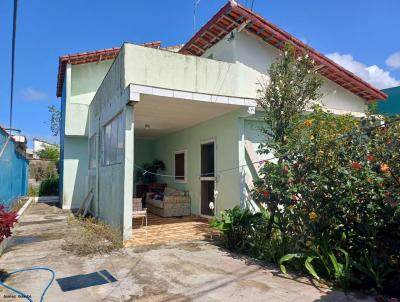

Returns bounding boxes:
[48,105,61,136]
[257,43,323,146]
[37,145,59,161]
[256,43,323,237]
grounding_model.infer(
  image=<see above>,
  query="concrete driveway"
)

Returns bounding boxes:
[0,202,372,302]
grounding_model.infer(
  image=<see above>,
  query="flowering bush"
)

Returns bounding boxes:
[0,204,18,242]
[253,107,400,293]
[213,43,399,296]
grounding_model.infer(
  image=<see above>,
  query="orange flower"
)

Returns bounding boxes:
[351,162,362,171]
[262,191,270,198]
[308,211,317,221]
[380,163,390,173]
[367,154,375,162]
[304,119,313,127]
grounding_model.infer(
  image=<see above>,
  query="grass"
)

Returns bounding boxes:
[11,197,30,213]
[62,215,123,256]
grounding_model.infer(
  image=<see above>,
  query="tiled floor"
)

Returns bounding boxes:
[125,213,219,247]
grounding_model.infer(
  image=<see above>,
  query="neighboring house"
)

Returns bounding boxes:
[0,126,29,208]
[33,138,59,159]
[377,85,400,115]
[57,1,386,240]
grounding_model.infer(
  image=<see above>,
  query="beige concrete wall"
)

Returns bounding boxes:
[123,43,261,99]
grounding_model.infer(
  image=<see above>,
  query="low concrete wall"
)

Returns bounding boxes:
[0,197,34,256]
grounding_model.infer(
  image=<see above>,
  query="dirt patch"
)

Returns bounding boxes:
[128,285,191,302]
[238,279,271,292]
[11,197,29,213]
[174,242,203,252]
[62,216,123,256]
[163,253,228,276]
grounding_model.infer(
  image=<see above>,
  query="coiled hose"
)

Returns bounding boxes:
[0,267,55,302]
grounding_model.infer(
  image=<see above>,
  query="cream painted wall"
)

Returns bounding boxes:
[203,30,367,115]
[123,43,260,100]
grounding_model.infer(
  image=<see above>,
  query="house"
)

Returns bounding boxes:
[376,85,400,115]
[0,126,29,208]
[57,1,386,240]
[32,138,59,159]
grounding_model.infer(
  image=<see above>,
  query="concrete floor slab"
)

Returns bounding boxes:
[0,203,373,302]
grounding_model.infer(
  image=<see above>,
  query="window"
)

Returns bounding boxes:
[102,113,124,165]
[89,134,97,169]
[174,150,187,182]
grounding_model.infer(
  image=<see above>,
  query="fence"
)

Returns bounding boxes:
[0,127,29,208]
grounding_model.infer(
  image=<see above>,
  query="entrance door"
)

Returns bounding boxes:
[200,141,215,216]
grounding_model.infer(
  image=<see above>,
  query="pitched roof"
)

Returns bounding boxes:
[56,42,161,97]
[180,1,387,101]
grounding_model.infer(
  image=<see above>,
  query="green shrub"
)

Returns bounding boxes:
[252,108,400,292]
[211,207,291,263]
[39,178,59,196]
[28,185,38,197]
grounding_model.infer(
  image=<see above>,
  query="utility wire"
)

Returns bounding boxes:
[134,117,400,179]
[251,0,255,11]
[0,0,18,160]
[9,0,18,136]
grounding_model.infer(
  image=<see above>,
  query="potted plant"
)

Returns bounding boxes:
[136,159,166,184]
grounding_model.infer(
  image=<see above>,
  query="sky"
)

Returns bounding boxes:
[0,0,399,147]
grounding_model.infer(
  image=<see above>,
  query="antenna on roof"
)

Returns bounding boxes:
[193,0,201,34]
[251,0,255,11]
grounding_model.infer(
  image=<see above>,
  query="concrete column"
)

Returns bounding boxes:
[122,105,134,240]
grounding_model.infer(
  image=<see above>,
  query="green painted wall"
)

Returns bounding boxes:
[133,138,155,195]
[377,86,400,115]
[62,136,88,209]
[151,109,245,215]
[62,60,114,210]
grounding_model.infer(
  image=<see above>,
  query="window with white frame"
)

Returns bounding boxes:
[174,150,187,182]
[89,134,97,169]
[102,113,124,166]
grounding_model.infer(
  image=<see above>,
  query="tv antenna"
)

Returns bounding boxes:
[193,0,201,33]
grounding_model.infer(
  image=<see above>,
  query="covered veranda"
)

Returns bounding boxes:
[126,84,256,246]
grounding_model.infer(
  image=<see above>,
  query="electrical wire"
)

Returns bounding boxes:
[1,0,19,160]
[134,117,400,179]
[9,0,18,136]
[0,267,55,302]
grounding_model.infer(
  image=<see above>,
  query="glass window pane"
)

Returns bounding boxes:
[89,135,96,169]
[110,118,117,164]
[175,152,185,180]
[117,114,124,163]
[104,123,111,165]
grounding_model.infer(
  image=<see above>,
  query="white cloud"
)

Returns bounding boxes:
[21,87,48,101]
[326,52,400,89]
[386,52,400,69]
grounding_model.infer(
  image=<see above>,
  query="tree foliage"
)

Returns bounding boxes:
[37,145,60,162]
[257,43,323,145]
[213,43,400,295]
[48,105,61,137]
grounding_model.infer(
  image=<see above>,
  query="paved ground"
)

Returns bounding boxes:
[127,213,216,247]
[0,202,373,302]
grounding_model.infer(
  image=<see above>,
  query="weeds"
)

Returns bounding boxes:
[62,215,123,256]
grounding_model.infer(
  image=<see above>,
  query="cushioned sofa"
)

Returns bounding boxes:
[145,187,190,217]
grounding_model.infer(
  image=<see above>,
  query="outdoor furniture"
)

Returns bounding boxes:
[132,198,147,227]
[145,187,190,218]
